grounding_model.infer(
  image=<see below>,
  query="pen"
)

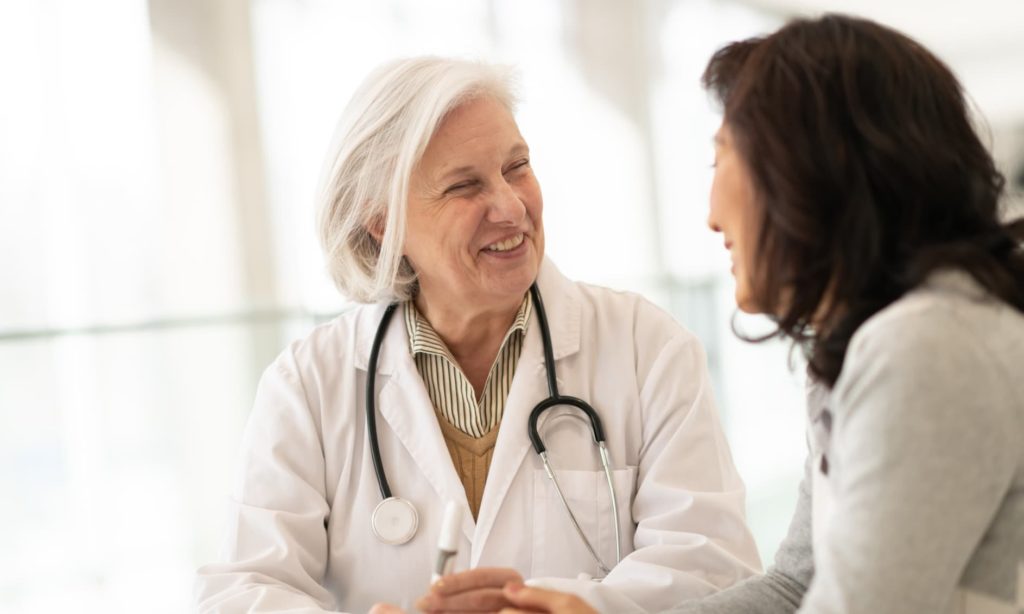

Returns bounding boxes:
[432,500,463,582]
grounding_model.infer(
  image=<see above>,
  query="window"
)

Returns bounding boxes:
[7,1,1018,611]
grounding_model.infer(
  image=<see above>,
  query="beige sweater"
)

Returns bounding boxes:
[436,412,499,520]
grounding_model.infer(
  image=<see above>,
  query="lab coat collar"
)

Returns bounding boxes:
[349,300,474,538]
[352,301,402,375]
[351,258,584,552]
[374,350,476,541]
[531,257,582,362]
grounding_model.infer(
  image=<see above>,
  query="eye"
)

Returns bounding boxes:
[444,180,478,195]
[504,158,530,174]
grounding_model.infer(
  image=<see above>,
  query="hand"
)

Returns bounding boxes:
[416,567,524,613]
[498,583,598,614]
[368,603,407,614]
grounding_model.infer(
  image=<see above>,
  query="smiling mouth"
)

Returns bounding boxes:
[484,233,525,252]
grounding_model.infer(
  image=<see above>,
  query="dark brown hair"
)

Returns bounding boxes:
[702,14,1024,387]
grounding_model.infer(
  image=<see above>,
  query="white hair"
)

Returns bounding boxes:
[317,56,520,303]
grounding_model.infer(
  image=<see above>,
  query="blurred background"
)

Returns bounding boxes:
[1,0,1022,611]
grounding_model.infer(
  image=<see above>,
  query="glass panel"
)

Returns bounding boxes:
[0,317,316,613]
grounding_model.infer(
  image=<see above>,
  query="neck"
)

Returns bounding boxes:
[415,290,520,354]
[414,289,523,362]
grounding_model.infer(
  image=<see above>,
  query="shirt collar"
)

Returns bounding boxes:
[404,292,533,360]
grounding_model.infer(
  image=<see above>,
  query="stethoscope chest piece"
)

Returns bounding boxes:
[371,496,419,545]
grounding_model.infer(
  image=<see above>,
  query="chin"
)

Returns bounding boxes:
[496,272,536,296]
[734,286,761,314]
[736,301,760,314]
[501,255,540,282]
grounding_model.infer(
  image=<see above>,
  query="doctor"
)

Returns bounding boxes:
[194,56,760,614]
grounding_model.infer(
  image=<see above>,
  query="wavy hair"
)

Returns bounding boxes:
[702,14,1024,386]
[317,57,518,303]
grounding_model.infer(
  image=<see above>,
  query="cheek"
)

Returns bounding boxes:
[738,202,762,260]
[708,175,726,223]
[518,178,540,204]
[528,188,545,225]
[529,193,543,223]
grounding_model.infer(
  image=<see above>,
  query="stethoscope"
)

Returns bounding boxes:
[364,283,622,575]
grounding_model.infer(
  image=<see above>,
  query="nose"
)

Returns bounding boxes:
[707,210,721,233]
[487,177,526,225]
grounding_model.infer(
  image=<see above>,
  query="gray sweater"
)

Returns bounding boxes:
[669,272,1024,613]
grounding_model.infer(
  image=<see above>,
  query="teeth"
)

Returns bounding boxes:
[486,233,524,252]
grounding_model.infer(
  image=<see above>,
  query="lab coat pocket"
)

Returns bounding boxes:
[531,466,637,579]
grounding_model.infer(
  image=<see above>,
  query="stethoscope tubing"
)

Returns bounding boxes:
[365,282,622,572]
[366,302,399,500]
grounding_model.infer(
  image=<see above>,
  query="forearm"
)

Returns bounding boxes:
[663,570,803,614]
[195,501,337,613]
[524,482,762,613]
[196,356,336,613]
[664,455,815,614]
[195,574,339,614]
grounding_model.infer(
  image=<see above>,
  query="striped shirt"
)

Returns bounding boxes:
[403,295,532,438]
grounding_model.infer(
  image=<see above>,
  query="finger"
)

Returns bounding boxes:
[368,603,406,614]
[502,584,596,614]
[430,567,524,596]
[497,605,548,614]
[417,587,510,612]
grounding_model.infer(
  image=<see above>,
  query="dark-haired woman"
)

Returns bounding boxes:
[494,13,1024,614]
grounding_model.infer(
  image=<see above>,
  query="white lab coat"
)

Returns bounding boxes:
[195,259,761,613]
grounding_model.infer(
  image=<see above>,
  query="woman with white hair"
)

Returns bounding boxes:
[194,56,760,614]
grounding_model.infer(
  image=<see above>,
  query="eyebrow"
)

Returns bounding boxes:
[439,165,475,183]
[436,142,530,183]
[508,142,529,156]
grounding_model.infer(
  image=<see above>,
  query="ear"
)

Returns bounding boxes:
[365,214,386,243]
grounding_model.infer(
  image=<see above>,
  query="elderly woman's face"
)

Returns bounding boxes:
[405,96,544,308]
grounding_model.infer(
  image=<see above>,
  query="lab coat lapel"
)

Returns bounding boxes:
[471,259,581,564]
[356,303,474,541]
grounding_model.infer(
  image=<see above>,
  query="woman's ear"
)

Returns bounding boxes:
[365,214,386,243]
